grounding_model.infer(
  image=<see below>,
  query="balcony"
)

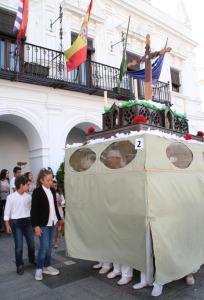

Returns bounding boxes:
[0,35,171,104]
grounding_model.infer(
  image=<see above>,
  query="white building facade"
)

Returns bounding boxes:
[0,0,203,178]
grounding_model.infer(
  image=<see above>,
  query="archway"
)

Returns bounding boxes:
[65,122,101,146]
[0,114,43,179]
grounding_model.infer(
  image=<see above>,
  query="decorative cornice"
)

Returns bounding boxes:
[61,0,105,24]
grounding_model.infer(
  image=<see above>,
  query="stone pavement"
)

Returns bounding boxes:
[0,232,203,300]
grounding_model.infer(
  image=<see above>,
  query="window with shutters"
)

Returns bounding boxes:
[126,52,140,71]
[71,33,95,53]
[0,8,16,70]
[0,7,25,72]
[0,8,16,39]
[170,68,181,93]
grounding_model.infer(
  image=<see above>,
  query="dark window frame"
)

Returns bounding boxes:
[71,32,95,53]
[70,32,95,85]
[126,52,140,71]
[0,7,25,72]
[170,68,181,93]
[0,7,16,38]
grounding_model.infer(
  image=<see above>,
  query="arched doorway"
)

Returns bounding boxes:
[65,122,101,146]
[0,114,43,179]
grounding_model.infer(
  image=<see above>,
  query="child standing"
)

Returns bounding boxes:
[51,180,65,248]
[31,168,63,281]
[24,172,36,196]
[4,175,35,275]
[0,169,10,232]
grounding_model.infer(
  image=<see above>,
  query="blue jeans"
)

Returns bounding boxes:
[11,218,35,268]
[37,225,56,269]
[0,200,6,230]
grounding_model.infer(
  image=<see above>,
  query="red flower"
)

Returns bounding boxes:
[132,115,147,124]
[87,126,95,134]
[184,134,192,140]
[197,131,204,137]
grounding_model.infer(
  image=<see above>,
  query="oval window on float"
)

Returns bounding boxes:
[166,142,193,169]
[69,148,96,172]
[100,140,137,169]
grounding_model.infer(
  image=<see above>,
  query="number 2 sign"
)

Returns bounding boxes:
[135,138,144,149]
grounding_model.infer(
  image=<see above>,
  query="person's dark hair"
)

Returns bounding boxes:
[13,166,21,174]
[0,169,9,181]
[36,168,53,187]
[52,180,62,195]
[15,176,29,190]
[24,172,31,180]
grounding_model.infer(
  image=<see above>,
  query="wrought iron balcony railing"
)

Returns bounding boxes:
[0,35,171,104]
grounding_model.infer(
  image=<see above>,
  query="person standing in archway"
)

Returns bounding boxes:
[0,169,10,232]
[10,166,22,194]
[4,175,36,275]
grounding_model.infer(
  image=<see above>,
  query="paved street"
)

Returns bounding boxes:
[0,232,203,300]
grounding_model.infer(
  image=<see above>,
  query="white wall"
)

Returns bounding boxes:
[0,79,103,175]
[0,122,30,176]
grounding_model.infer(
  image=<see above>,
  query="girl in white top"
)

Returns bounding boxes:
[0,169,10,231]
[0,169,10,201]
[51,180,65,248]
[24,172,36,195]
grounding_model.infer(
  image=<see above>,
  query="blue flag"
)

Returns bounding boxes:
[127,39,168,85]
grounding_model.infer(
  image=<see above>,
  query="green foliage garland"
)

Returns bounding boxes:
[172,111,187,119]
[56,161,65,195]
[104,100,187,119]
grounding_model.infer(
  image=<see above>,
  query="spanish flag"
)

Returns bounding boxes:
[64,0,93,72]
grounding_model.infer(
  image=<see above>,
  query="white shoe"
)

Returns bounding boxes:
[99,266,112,274]
[186,274,195,286]
[117,277,132,285]
[53,243,58,248]
[133,282,148,289]
[35,269,43,281]
[43,266,59,275]
[93,263,102,269]
[151,283,163,297]
[107,271,121,279]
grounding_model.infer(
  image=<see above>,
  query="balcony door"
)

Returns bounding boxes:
[0,8,16,70]
[70,32,95,87]
[0,7,25,73]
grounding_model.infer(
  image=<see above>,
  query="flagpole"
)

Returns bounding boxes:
[184,98,187,114]
[14,42,20,81]
[12,0,29,81]
[118,15,131,92]
[64,0,93,72]
[104,91,108,107]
